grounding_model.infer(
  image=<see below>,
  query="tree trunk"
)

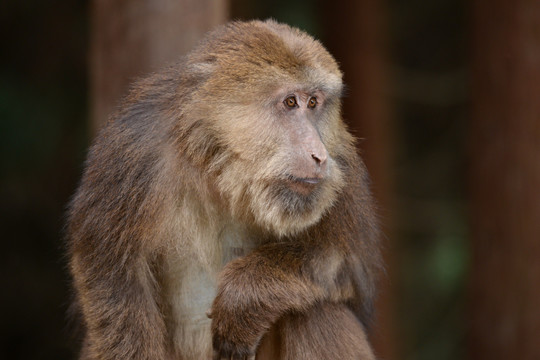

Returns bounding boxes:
[90,0,228,133]
[321,2,396,359]
[469,0,540,359]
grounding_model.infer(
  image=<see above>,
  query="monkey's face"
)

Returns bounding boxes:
[208,83,346,237]
[185,20,351,236]
[273,90,335,195]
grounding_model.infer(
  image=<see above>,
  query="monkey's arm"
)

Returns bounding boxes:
[210,241,350,359]
[68,124,171,360]
[210,156,381,359]
[69,191,168,360]
[71,252,168,360]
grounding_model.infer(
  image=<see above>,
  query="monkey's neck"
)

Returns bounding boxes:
[218,222,264,264]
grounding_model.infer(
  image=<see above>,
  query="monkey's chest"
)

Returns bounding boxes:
[165,224,258,328]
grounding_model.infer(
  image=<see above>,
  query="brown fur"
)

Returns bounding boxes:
[67,20,381,360]
[256,303,375,360]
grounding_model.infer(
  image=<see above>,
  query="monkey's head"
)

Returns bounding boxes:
[181,20,355,237]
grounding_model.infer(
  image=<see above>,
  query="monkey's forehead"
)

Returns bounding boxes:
[187,20,343,96]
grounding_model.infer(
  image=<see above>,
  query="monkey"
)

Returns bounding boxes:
[67,20,381,360]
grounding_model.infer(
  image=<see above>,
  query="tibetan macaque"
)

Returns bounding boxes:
[67,20,381,360]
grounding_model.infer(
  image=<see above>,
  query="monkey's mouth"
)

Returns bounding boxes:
[295,177,321,184]
[284,175,323,195]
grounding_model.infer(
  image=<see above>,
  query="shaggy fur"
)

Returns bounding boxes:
[67,20,381,360]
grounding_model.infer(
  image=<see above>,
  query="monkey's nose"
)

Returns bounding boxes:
[311,151,328,171]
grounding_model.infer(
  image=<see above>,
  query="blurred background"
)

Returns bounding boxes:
[1,0,539,359]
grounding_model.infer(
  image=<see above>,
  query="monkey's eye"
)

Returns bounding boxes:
[307,97,318,109]
[284,96,298,108]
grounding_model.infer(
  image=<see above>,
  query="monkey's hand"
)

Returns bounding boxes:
[208,300,259,360]
[209,245,329,360]
[208,264,269,360]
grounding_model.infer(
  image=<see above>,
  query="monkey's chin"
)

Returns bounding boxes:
[247,178,340,237]
[218,162,345,237]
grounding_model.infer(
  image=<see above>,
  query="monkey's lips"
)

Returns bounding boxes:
[285,175,323,195]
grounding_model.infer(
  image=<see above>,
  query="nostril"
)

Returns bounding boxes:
[311,152,327,165]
